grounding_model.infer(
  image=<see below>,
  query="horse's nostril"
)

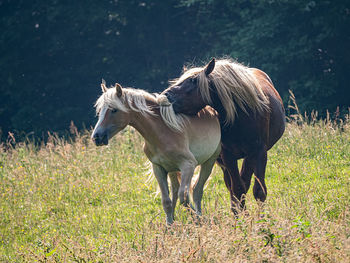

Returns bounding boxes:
[102,134,108,145]
[92,132,108,146]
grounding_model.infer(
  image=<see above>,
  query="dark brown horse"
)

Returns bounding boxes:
[162,58,285,212]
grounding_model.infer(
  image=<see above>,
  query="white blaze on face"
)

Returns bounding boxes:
[92,107,108,138]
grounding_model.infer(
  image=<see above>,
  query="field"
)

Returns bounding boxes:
[0,116,349,262]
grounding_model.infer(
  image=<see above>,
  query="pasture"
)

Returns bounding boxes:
[0,117,349,262]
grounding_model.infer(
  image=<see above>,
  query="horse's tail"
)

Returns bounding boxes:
[189,167,201,195]
[144,161,165,199]
[144,160,153,184]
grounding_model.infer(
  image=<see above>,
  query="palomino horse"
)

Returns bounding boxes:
[162,58,285,212]
[91,82,221,224]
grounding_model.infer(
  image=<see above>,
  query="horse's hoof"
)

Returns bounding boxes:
[231,203,245,217]
[166,219,174,225]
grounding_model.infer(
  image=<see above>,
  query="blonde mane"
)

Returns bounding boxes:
[94,85,188,132]
[95,87,157,116]
[157,94,188,132]
[170,58,270,125]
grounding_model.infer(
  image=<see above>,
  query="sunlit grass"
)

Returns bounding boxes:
[0,116,349,262]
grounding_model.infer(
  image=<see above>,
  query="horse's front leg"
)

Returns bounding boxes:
[240,156,255,193]
[178,162,196,207]
[152,164,173,225]
[220,150,247,214]
[253,147,268,202]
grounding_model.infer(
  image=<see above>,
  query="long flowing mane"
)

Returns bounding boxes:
[94,85,188,132]
[95,87,157,116]
[156,94,188,132]
[170,58,270,124]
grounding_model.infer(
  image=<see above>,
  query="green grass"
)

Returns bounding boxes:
[0,118,349,262]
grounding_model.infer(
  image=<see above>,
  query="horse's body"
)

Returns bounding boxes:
[92,82,221,224]
[162,58,285,212]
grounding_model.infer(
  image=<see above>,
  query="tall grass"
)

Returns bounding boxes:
[0,110,349,262]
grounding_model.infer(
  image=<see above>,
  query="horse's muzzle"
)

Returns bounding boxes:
[164,91,183,114]
[92,132,108,146]
[164,91,175,104]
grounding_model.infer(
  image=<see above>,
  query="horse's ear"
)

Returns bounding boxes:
[101,79,108,93]
[204,58,215,76]
[115,83,123,97]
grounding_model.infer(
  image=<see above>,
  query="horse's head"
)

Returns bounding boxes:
[162,58,216,115]
[92,82,129,146]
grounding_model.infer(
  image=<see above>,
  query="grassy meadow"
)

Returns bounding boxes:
[0,115,349,262]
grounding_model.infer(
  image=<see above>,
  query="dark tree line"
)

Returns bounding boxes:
[0,0,349,140]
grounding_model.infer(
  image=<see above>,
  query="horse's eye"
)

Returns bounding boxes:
[111,108,118,113]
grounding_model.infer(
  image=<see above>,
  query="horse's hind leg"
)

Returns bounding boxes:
[168,172,180,219]
[152,164,173,225]
[178,161,196,207]
[253,148,268,202]
[193,146,220,216]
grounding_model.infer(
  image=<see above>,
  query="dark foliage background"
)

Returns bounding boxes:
[1,0,349,140]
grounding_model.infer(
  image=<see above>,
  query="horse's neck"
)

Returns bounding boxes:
[210,89,228,124]
[127,102,161,146]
